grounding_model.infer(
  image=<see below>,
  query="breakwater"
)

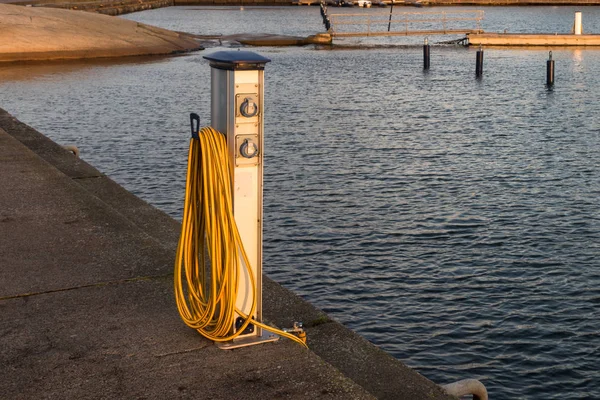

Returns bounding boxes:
[0,3,202,62]
[8,0,174,15]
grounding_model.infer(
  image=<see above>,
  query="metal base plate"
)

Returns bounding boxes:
[217,332,279,350]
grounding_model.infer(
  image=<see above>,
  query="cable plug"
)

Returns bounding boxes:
[283,322,306,344]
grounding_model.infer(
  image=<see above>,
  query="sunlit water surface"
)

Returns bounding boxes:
[1,6,600,399]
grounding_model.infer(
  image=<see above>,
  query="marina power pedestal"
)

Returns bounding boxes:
[203,51,273,348]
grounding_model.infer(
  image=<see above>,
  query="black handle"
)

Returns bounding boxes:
[190,113,200,139]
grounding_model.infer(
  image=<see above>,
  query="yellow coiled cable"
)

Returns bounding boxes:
[174,126,308,347]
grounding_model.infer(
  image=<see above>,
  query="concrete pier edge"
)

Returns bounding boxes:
[0,107,457,399]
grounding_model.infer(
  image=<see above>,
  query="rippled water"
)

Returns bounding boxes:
[1,6,600,399]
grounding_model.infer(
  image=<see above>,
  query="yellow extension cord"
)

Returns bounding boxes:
[174,126,308,348]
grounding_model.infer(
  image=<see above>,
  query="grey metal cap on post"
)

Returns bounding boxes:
[203,51,271,71]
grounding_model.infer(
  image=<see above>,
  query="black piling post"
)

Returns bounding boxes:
[388,0,394,32]
[423,38,430,70]
[475,45,484,77]
[547,51,555,86]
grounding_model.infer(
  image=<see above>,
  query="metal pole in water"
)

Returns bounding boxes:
[475,45,484,77]
[423,38,430,70]
[573,11,583,35]
[547,51,555,86]
[388,0,394,32]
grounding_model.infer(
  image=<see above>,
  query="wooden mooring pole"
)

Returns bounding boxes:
[547,51,555,86]
[475,45,484,77]
[388,0,394,32]
[423,38,430,70]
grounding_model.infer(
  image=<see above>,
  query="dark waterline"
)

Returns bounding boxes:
[1,6,600,399]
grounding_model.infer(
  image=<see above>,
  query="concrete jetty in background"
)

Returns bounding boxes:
[0,4,202,62]
[468,32,600,46]
[0,107,458,399]
[468,11,600,46]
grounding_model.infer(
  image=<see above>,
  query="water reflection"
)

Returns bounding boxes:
[573,48,583,63]
[0,55,179,81]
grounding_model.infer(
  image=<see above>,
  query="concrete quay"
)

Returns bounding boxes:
[0,4,202,62]
[0,107,457,399]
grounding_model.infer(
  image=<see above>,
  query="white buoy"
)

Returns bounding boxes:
[573,11,583,35]
[442,379,488,400]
